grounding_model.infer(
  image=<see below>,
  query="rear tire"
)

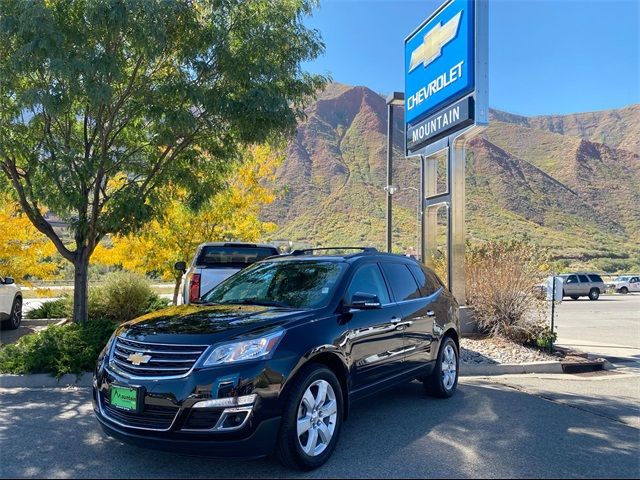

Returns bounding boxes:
[423,336,459,398]
[570,296,580,301]
[1,297,22,330]
[588,288,600,301]
[620,287,629,294]
[276,364,343,471]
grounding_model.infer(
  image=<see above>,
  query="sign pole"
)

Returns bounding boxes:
[550,274,556,353]
[386,101,394,253]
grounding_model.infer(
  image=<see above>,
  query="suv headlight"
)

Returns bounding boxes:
[202,329,285,367]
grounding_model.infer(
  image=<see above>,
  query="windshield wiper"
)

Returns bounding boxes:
[221,298,291,308]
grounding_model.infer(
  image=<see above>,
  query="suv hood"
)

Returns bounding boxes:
[117,304,307,345]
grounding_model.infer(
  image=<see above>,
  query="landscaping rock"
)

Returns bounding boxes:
[461,337,557,365]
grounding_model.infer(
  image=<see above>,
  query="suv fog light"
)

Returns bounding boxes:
[217,406,252,431]
[222,411,248,428]
[192,394,257,409]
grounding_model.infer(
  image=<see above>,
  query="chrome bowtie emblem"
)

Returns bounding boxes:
[127,352,152,365]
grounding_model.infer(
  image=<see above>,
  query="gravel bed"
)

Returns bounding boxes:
[461,337,559,365]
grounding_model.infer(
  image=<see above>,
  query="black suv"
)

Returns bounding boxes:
[93,248,460,470]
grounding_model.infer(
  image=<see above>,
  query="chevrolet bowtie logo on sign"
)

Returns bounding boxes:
[127,352,152,365]
[404,0,478,143]
[409,11,462,72]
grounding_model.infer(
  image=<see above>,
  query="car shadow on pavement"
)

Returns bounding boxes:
[0,381,638,478]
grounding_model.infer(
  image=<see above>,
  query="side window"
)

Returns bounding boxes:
[588,274,603,283]
[566,275,578,284]
[408,264,440,296]
[380,263,421,301]
[346,264,390,304]
[578,275,590,283]
[631,277,639,283]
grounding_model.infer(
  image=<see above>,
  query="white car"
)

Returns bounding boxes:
[175,242,280,305]
[0,276,22,330]
[606,275,640,294]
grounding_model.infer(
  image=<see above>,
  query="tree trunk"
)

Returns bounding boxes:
[73,257,90,323]
[173,276,182,306]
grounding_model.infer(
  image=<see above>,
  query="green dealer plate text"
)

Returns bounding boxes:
[110,385,138,411]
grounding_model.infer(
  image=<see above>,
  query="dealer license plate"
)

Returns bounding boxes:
[110,385,139,411]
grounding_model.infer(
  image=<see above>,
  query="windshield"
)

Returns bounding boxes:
[614,276,630,282]
[201,261,347,309]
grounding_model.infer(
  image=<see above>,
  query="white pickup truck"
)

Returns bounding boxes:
[0,276,22,330]
[606,275,640,294]
[175,242,280,305]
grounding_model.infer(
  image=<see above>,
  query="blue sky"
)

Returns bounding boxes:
[304,0,640,116]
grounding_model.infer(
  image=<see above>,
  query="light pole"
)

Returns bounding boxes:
[385,91,405,253]
[404,186,421,259]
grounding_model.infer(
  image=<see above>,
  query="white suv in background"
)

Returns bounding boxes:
[607,275,640,294]
[0,276,22,330]
[175,242,280,305]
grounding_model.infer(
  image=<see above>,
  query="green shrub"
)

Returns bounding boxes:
[535,326,557,351]
[0,318,116,377]
[93,271,154,322]
[24,272,170,321]
[25,298,69,319]
[144,293,171,314]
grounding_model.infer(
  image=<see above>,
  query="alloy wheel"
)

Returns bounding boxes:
[441,344,457,391]
[296,379,338,457]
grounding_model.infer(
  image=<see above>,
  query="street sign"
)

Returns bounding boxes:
[405,0,487,153]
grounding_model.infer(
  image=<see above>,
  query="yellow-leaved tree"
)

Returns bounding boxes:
[93,145,281,303]
[0,196,60,282]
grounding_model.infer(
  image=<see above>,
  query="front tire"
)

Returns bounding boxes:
[620,287,629,294]
[1,297,22,330]
[589,288,600,301]
[423,336,459,398]
[570,296,580,300]
[276,364,343,471]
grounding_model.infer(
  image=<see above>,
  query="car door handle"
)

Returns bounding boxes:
[426,310,435,317]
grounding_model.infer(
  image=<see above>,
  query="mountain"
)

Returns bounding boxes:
[263,84,640,272]
[490,105,640,155]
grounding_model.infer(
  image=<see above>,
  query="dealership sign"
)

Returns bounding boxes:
[405,0,485,152]
[406,97,473,151]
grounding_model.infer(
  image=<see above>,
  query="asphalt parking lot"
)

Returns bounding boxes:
[1,373,639,479]
[2,293,639,478]
[555,294,640,362]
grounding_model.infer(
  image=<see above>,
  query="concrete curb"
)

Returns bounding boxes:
[461,359,606,376]
[21,318,68,326]
[0,372,92,389]
[460,361,564,376]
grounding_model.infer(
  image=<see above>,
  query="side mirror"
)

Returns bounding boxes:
[345,292,382,310]
[2,277,15,285]
[174,261,187,273]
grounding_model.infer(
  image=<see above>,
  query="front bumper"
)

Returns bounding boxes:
[96,411,281,458]
[92,357,287,457]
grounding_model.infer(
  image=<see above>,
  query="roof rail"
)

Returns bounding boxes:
[290,247,378,256]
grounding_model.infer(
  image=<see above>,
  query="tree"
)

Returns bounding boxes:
[92,144,281,303]
[0,195,60,282]
[0,0,326,322]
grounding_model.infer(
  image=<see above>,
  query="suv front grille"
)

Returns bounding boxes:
[110,337,208,378]
[101,394,179,430]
